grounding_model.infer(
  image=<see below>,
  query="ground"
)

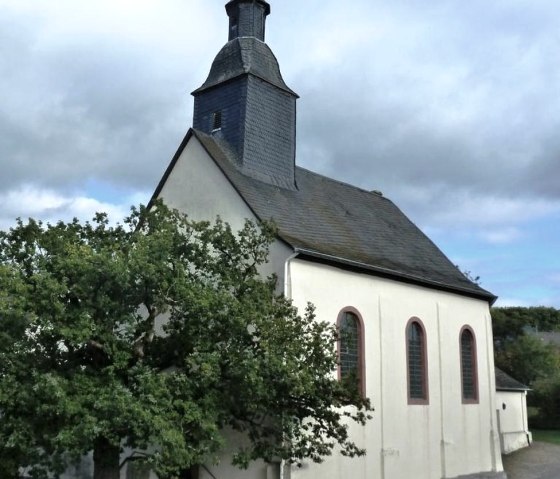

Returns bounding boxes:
[502,441,560,479]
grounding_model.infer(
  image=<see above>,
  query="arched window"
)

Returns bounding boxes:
[460,327,479,404]
[337,308,365,397]
[406,318,428,404]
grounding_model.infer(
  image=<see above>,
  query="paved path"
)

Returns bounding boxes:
[503,441,560,479]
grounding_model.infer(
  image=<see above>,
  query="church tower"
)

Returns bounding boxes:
[192,0,299,189]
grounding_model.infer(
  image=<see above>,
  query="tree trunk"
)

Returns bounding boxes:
[93,437,121,479]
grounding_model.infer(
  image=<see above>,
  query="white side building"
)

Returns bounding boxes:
[495,368,532,455]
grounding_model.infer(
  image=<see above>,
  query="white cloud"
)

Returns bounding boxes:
[478,228,523,245]
[0,185,144,231]
[0,0,220,52]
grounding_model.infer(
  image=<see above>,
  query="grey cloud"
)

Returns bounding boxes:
[0,16,190,193]
[1,0,559,308]
[1,0,559,226]
[524,133,560,199]
[282,0,560,217]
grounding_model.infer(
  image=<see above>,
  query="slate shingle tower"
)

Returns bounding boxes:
[192,0,299,190]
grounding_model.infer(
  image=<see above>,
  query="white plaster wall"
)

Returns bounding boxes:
[197,430,279,479]
[59,457,92,479]
[156,136,292,287]
[287,259,504,479]
[496,391,531,454]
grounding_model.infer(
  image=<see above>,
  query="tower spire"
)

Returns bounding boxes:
[225,0,271,41]
[192,0,298,190]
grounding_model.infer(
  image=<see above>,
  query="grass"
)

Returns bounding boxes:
[532,429,560,445]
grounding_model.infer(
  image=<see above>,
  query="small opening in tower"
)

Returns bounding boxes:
[229,16,238,39]
[212,111,222,131]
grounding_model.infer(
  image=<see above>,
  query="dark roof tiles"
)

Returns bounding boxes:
[495,368,530,392]
[188,130,496,302]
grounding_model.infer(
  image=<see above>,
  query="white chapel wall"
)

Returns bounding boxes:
[156,135,292,288]
[286,259,504,479]
[196,429,278,479]
[148,135,505,479]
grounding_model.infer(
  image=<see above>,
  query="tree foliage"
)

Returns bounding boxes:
[0,202,371,479]
[494,335,559,386]
[491,306,560,429]
[492,306,560,385]
[531,375,560,429]
[492,306,560,344]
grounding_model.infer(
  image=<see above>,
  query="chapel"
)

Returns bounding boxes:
[149,1,513,478]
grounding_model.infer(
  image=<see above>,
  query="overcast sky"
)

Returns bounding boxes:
[1,0,558,307]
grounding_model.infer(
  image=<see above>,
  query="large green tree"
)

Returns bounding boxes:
[0,203,371,479]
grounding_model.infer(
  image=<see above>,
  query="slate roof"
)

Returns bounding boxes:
[495,368,530,392]
[152,129,497,303]
[192,37,298,97]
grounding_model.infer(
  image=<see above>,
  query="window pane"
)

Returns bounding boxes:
[340,312,359,385]
[461,330,476,400]
[408,322,425,399]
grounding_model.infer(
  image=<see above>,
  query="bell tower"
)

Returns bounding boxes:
[192,0,299,189]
